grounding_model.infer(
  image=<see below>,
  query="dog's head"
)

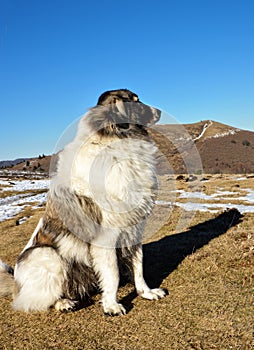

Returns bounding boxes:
[91,89,161,137]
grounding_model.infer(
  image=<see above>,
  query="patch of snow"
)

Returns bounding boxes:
[156,187,254,213]
[238,188,254,203]
[193,120,212,141]
[178,190,239,200]
[170,189,185,194]
[232,176,248,181]
[209,129,238,139]
[0,170,47,179]
[0,180,8,185]
[0,193,32,206]
[0,193,47,222]
[1,179,49,192]
[0,205,26,222]
[176,136,192,142]
[156,200,173,206]
[179,191,214,200]
[211,190,238,197]
[175,201,254,213]
[16,217,29,225]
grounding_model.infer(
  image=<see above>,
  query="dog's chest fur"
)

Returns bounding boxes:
[55,132,158,229]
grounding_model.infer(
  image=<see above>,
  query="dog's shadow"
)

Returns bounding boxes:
[120,208,243,311]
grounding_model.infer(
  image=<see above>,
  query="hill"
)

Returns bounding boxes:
[2,120,254,174]
[151,120,254,174]
[1,155,51,174]
[0,158,30,169]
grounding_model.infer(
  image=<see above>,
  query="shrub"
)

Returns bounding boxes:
[242,140,251,146]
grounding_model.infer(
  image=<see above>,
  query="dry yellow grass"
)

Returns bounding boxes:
[0,175,253,349]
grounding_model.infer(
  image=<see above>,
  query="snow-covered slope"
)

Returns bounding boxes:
[0,178,49,222]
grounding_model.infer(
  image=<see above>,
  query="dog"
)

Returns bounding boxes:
[0,89,166,315]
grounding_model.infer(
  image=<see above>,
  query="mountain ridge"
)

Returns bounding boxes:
[0,158,30,169]
[1,120,254,174]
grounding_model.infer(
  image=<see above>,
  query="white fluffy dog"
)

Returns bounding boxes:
[0,89,166,315]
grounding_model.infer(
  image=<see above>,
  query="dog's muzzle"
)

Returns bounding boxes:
[149,107,161,125]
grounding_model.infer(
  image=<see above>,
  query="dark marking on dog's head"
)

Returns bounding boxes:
[89,89,161,138]
[97,89,139,106]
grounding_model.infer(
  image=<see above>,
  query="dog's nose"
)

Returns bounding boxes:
[153,107,161,123]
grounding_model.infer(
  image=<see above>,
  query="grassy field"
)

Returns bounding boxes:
[0,175,253,349]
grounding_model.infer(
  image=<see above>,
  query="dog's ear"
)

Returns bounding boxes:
[97,92,117,106]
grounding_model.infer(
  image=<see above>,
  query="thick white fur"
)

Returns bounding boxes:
[14,247,66,312]
[12,105,166,314]
[54,113,157,230]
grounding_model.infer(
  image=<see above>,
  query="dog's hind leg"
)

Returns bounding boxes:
[13,246,65,312]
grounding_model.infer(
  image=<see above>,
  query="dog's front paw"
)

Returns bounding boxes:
[139,288,167,300]
[54,299,78,312]
[103,302,126,316]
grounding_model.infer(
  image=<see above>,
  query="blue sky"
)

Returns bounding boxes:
[0,0,253,160]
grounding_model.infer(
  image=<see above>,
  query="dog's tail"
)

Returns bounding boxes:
[0,259,15,297]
